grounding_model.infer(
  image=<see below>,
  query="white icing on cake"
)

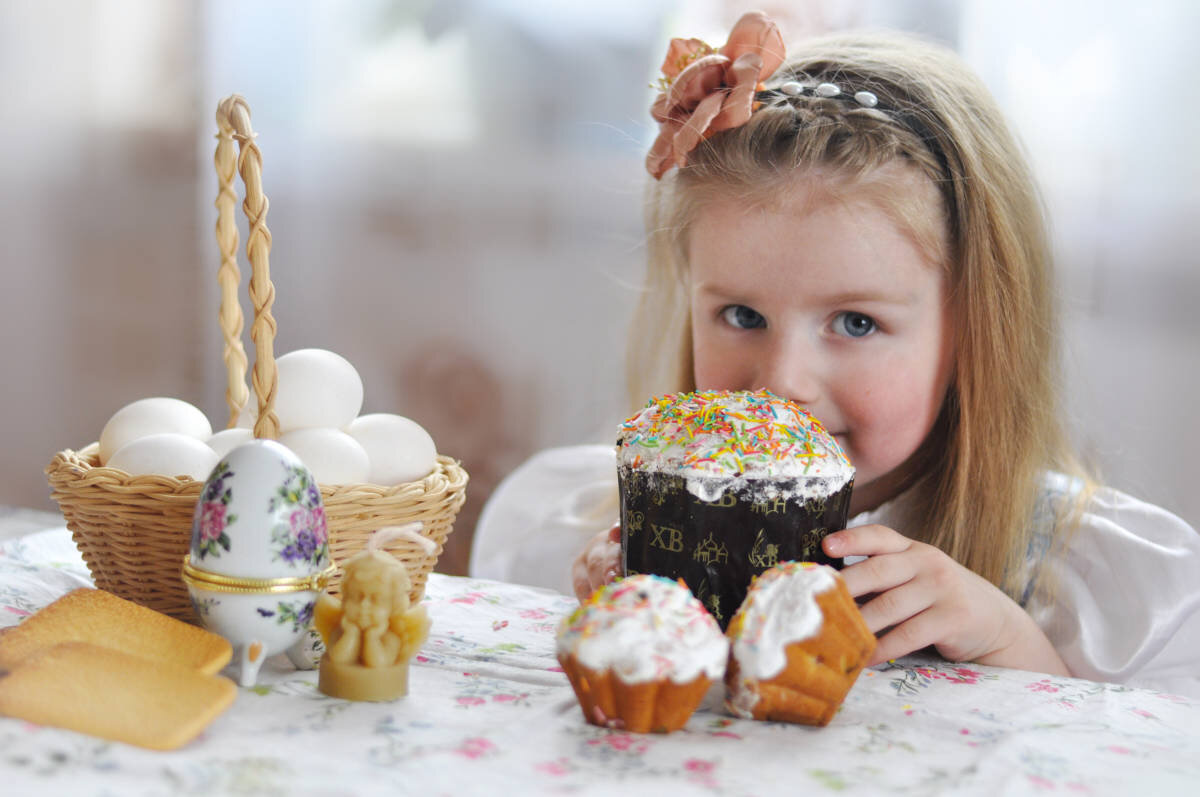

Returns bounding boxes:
[616,390,854,502]
[726,562,838,716]
[556,574,728,684]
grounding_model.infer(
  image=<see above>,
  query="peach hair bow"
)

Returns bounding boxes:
[646,11,786,179]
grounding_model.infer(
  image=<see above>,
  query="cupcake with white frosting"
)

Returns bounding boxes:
[725,561,875,726]
[617,390,855,628]
[556,574,727,733]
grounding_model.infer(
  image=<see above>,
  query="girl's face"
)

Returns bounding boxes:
[688,176,955,515]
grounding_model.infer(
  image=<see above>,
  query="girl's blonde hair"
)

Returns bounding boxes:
[629,30,1088,599]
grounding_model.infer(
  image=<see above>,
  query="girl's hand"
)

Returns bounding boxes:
[571,524,623,601]
[823,525,1069,675]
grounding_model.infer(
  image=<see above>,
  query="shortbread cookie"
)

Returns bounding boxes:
[0,641,236,750]
[0,588,231,675]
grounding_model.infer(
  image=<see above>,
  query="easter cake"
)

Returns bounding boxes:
[556,574,728,733]
[724,561,875,726]
[617,390,854,628]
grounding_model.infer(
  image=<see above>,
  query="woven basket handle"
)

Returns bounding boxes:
[214,94,279,440]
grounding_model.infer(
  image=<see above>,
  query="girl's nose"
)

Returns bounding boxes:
[758,333,822,407]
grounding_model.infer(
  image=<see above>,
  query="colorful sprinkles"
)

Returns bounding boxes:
[556,574,728,683]
[616,390,852,479]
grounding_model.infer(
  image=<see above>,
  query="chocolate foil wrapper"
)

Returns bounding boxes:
[619,465,853,629]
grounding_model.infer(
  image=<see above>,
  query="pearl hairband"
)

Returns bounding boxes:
[762,80,881,109]
[754,78,951,183]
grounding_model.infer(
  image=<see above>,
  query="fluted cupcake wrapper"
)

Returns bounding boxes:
[557,655,713,734]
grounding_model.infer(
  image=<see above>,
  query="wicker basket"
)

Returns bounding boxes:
[45,94,468,623]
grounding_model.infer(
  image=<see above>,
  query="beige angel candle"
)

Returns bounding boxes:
[313,524,432,701]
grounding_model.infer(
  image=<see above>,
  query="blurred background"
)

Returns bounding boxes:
[2,0,1197,574]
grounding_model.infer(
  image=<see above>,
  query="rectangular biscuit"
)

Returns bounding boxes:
[0,641,237,750]
[0,588,231,675]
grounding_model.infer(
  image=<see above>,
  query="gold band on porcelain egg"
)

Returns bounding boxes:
[181,555,337,595]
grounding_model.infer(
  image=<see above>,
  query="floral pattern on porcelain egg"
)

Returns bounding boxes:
[194,461,237,559]
[266,464,328,569]
[189,440,329,578]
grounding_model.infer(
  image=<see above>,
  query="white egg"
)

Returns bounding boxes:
[346,413,438,485]
[107,433,220,480]
[277,428,369,484]
[98,397,213,465]
[207,427,255,459]
[269,349,364,432]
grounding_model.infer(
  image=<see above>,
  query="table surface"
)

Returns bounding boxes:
[1,514,1198,796]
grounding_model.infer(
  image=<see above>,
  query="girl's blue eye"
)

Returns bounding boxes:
[833,311,876,338]
[721,305,766,330]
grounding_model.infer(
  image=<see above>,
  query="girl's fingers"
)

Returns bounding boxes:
[856,577,932,636]
[573,527,621,601]
[823,524,912,558]
[571,556,590,601]
[868,608,943,666]
[836,548,918,600]
[592,524,622,584]
[584,545,605,588]
[595,547,620,585]
[586,530,622,589]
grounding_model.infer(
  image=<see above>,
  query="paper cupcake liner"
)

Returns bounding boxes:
[557,655,712,734]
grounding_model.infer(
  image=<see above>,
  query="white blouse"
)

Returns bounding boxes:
[470,444,1200,697]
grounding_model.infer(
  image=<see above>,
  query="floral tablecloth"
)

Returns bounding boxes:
[2,524,1198,796]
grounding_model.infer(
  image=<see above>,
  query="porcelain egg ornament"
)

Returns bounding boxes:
[182,439,335,686]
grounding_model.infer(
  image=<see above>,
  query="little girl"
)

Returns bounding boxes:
[470,13,1200,696]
